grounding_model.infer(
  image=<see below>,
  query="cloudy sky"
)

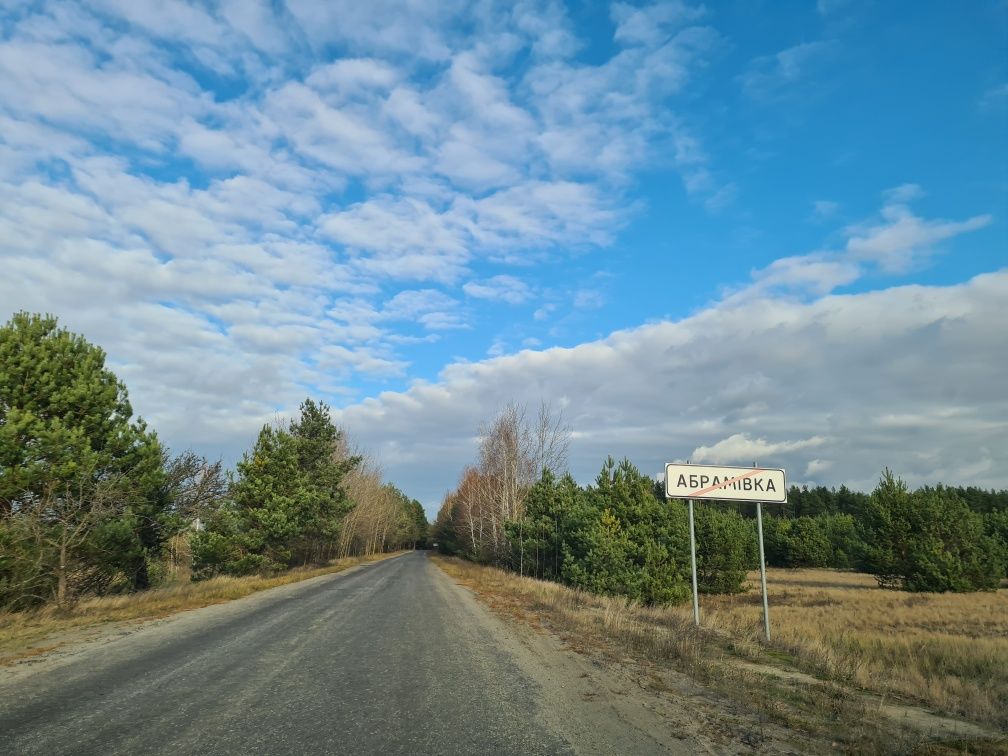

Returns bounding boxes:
[1,1,1005,516]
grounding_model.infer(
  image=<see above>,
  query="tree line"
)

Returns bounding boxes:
[433,404,1007,600]
[753,477,1007,591]
[0,312,426,611]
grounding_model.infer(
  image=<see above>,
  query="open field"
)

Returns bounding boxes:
[432,556,1008,752]
[686,568,1008,731]
[0,551,405,665]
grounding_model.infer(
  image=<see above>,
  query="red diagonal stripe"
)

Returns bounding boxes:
[688,468,763,497]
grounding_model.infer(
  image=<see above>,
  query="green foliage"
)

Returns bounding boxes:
[192,399,360,577]
[568,459,693,604]
[509,460,748,606]
[0,516,50,610]
[395,492,428,548]
[429,512,462,555]
[0,313,163,505]
[693,504,755,594]
[506,470,581,581]
[858,471,1003,592]
[983,510,1008,578]
[0,313,170,606]
[502,460,1007,601]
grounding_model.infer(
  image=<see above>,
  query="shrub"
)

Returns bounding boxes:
[694,504,754,593]
[858,471,1003,592]
[785,516,833,567]
[982,510,1008,579]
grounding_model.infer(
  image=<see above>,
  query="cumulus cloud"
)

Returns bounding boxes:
[1,1,720,450]
[733,189,989,303]
[337,271,1008,513]
[0,1,1001,520]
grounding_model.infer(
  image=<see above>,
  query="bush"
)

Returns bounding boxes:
[819,513,860,569]
[553,460,695,605]
[0,518,54,610]
[694,504,754,593]
[760,512,862,569]
[786,516,833,567]
[982,510,1008,579]
[858,472,1003,592]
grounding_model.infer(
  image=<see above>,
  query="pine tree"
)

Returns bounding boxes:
[0,312,166,603]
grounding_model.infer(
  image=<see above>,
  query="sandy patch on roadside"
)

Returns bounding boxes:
[429,560,817,755]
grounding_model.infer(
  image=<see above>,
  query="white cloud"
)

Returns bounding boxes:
[1,1,1000,520]
[979,82,1008,112]
[691,433,827,464]
[805,459,833,477]
[463,275,531,304]
[533,304,557,321]
[336,271,1008,514]
[573,289,605,309]
[883,183,924,204]
[745,253,862,298]
[611,1,706,47]
[731,191,990,302]
[845,192,991,273]
[381,289,467,330]
[284,0,458,61]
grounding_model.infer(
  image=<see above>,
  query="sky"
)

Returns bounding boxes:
[1,1,1006,518]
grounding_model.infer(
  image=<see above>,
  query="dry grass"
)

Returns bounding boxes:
[431,556,1008,750]
[0,551,404,664]
[683,569,1008,730]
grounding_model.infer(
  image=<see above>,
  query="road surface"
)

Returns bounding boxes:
[0,552,682,755]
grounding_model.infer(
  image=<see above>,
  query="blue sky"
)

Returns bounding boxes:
[1,1,1006,515]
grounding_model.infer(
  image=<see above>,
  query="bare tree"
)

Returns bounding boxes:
[337,454,418,558]
[530,400,570,481]
[23,473,130,607]
[162,450,228,525]
[463,400,571,566]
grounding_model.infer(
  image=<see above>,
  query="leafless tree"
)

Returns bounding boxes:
[337,454,417,558]
[161,450,228,524]
[463,400,571,566]
[22,473,130,607]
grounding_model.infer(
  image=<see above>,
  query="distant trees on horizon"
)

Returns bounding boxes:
[433,406,1008,598]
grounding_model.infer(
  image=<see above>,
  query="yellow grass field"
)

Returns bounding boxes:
[688,568,1008,730]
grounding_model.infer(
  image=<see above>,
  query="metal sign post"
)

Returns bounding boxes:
[687,498,699,626]
[755,500,770,641]
[665,461,785,642]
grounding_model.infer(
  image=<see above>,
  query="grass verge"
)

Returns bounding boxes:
[431,555,1008,754]
[0,551,405,664]
[683,568,1008,731]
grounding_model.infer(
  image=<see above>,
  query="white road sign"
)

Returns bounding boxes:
[665,463,787,504]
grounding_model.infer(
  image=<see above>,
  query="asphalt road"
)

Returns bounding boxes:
[0,552,582,755]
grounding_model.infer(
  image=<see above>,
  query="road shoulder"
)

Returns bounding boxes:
[427,553,789,755]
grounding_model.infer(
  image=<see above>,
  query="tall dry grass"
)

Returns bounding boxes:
[432,557,1008,734]
[687,569,1008,730]
[0,552,404,664]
